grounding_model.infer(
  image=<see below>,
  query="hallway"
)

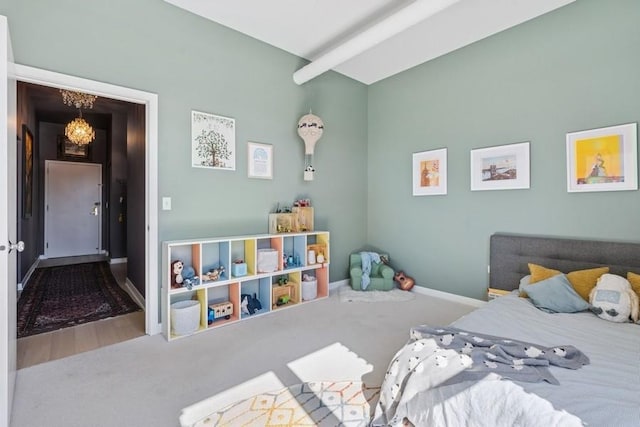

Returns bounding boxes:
[16,261,145,369]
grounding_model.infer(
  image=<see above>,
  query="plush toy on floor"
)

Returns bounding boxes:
[589,273,639,323]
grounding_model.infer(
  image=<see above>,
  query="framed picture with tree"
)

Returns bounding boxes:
[191,110,236,170]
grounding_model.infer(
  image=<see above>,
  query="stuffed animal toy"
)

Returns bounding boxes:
[171,260,184,288]
[241,293,262,315]
[589,273,639,323]
[394,271,415,291]
[182,266,200,290]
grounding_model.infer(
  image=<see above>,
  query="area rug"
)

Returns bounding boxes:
[181,381,380,427]
[339,286,415,303]
[17,261,140,338]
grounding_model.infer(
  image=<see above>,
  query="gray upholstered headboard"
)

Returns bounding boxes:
[490,233,640,291]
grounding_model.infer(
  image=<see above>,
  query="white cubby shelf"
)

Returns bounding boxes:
[162,231,329,340]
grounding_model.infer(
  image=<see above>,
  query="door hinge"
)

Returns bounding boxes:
[46,242,49,249]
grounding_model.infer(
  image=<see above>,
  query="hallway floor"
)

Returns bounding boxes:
[16,259,145,369]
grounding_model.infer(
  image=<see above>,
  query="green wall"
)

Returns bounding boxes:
[367,0,640,299]
[3,0,639,304]
[0,0,369,284]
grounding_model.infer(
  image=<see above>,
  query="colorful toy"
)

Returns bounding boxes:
[202,265,225,282]
[241,293,262,315]
[171,260,184,288]
[208,301,233,324]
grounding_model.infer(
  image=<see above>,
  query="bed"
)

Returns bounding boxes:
[374,233,640,427]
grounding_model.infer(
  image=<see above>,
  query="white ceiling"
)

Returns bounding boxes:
[164,0,576,85]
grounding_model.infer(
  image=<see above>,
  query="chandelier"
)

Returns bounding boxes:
[60,89,97,145]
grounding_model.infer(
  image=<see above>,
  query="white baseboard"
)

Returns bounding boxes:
[329,279,349,294]
[17,257,42,291]
[123,278,146,310]
[412,285,486,308]
[330,279,485,308]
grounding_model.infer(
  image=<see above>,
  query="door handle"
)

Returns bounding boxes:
[91,202,100,216]
[0,240,25,253]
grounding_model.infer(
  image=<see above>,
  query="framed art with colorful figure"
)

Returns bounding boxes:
[566,123,637,192]
[470,142,530,191]
[412,148,447,196]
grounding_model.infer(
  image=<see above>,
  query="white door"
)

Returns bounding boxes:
[44,160,102,258]
[0,15,17,427]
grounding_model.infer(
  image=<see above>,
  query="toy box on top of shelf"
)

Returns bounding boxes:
[268,199,314,234]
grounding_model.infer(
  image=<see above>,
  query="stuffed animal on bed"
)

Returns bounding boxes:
[589,273,639,323]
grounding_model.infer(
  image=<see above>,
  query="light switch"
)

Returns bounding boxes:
[162,197,172,211]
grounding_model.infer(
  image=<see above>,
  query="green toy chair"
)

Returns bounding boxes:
[349,253,395,291]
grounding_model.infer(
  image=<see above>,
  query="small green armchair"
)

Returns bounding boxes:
[349,253,395,291]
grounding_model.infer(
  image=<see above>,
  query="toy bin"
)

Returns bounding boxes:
[302,277,318,301]
[170,300,201,336]
[257,248,279,273]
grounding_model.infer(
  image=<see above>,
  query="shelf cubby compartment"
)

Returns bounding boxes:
[168,290,206,339]
[306,232,329,266]
[282,234,306,271]
[303,266,329,300]
[230,239,256,278]
[256,236,283,274]
[206,282,240,328]
[239,278,271,319]
[271,271,300,310]
[169,243,201,292]
[201,241,230,285]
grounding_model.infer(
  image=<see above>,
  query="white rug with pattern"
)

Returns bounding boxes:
[183,381,380,427]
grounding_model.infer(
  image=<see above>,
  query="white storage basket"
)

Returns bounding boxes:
[257,248,279,273]
[302,279,318,301]
[170,300,200,336]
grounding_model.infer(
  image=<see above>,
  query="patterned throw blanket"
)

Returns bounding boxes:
[373,326,589,426]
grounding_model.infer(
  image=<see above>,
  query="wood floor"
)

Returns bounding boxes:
[17,259,145,370]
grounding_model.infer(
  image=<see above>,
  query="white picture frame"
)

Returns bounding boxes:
[470,142,530,191]
[566,123,638,193]
[412,148,447,196]
[191,110,236,170]
[247,141,273,179]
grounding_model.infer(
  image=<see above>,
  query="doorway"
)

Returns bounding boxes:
[13,64,159,338]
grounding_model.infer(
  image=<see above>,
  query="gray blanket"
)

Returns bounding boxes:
[373,326,589,426]
[413,326,590,385]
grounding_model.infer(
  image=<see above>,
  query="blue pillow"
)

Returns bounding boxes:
[522,274,591,313]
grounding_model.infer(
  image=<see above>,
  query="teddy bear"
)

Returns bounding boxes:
[171,260,184,288]
[589,273,639,323]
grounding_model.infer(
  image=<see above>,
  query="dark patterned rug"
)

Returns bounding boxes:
[17,261,141,338]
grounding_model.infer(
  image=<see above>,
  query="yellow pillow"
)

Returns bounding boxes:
[627,272,640,300]
[526,263,608,301]
[528,263,561,284]
[567,267,609,301]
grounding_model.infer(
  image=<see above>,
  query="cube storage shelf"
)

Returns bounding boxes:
[162,231,330,340]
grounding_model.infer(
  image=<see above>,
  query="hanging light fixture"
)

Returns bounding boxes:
[64,113,95,146]
[60,89,98,145]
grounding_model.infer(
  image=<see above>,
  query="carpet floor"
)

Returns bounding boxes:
[17,261,141,338]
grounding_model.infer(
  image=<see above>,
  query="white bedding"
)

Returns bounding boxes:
[377,294,640,426]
